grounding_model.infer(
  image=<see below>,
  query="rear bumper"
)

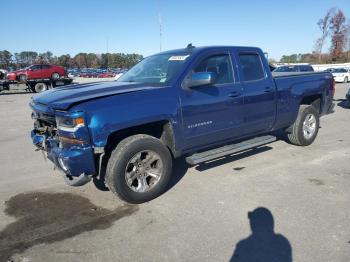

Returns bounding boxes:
[31,131,96,178]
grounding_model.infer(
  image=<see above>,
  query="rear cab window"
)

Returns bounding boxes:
[238,53,266,81]
[299,65,314,72]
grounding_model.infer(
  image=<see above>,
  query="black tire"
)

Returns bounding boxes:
[287,105,320,146]
[344,77,348,83]
[18,74,27,82]
[51,72,60,80]
[105,134,173,204]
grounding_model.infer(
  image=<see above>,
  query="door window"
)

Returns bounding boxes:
[193,54,234,84]
[239,54,266,81]
[30,65,41,71]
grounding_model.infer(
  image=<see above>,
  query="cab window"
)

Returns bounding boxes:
[193,54,234,84]
[30,65,41,70]
[239,53,266,81]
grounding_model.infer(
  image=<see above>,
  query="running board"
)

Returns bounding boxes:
[185,135,276,165]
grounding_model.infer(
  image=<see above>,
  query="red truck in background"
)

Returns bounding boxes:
[7,64,67,81]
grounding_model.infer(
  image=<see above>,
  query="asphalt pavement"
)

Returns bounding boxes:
[0,81,349,262]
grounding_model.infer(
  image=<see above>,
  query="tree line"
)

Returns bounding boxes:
[0,51,143,70]
[277,8,350,64]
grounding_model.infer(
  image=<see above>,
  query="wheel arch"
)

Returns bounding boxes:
[285,95,322,133]
[300,94,322,114]
[104,120,178,158]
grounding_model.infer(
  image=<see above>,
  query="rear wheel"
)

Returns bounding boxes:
[34,82,48,93]
[286,105,319,146]
[106,134,173,204]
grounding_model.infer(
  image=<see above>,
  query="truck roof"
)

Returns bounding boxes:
[157,45,263,56]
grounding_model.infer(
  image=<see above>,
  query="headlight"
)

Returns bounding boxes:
[56,116,85,132]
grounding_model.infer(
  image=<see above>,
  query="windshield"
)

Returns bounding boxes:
[118,53,190,85]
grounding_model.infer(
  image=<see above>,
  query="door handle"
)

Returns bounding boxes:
[264,87,273,93]
[228,91,241,98]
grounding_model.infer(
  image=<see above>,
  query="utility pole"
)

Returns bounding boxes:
[348,37,350,62]
[106,37,109,68]
[159,13,162,52]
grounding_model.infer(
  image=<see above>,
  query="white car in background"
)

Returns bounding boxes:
[332,68,350,83]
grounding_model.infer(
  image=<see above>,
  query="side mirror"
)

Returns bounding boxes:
[185,72,215,88]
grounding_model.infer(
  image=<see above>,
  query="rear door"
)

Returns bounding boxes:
[180,51,245,150]
[41,65,52,78]
[236,51,276,135]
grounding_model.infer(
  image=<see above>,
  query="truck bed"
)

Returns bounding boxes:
[272,71,328,78]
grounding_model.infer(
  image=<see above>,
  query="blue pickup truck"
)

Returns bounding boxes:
[30,45,335,203]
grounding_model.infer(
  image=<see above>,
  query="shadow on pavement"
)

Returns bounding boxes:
[195,146,272,172]
[165,156,189,192]
[230,207,292,262]
[336,99,349,109]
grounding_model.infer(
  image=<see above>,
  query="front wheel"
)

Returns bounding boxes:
[18,74,27,82]
[286,105,320,146]
[51,72,60,80]
[344,77,348,83]
[105,134,173,204]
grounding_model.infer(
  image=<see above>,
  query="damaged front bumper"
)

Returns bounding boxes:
[31,130,96,186]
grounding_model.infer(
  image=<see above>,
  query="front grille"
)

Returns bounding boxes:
[32,110,57,137]
[39,113,56,126]
[33,111,56,127]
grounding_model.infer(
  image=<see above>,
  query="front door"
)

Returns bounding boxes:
[180,52,244,151]
[29,65,43,79]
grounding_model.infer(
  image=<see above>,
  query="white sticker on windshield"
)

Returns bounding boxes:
[168,55,189,61]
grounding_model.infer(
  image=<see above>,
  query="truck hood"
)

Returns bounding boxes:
[32,81,162,110]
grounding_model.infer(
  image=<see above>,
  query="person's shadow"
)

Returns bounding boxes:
[230,207,292,262]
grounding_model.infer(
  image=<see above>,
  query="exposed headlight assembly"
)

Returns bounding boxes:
[56,116,85,132]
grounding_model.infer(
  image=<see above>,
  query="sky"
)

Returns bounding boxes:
[1,0,350,60]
